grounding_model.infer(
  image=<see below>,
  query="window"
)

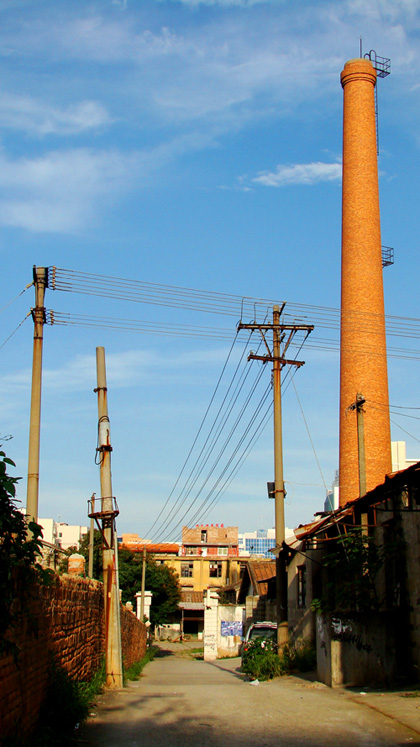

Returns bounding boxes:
[218,547,228,556]
[209,562,222,578]
[181,563,193,578]
[201,530,207,543]
[297,566,306,608]
[185,547,196,555]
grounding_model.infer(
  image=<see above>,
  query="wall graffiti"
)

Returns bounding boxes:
[331,617,373,653]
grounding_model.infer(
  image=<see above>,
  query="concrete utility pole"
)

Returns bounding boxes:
[95,347,123,689]
[88,494,95,579]
[347,394,367,498]
[26,266,48,526]
[140,545,147,622]
[238,306,313,650]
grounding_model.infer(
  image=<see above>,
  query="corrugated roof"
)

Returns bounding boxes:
[179,602,205,610]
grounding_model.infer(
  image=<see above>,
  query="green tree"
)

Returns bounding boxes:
[66,535,181,627]
[117,547,181,628]
[0,450,52,656]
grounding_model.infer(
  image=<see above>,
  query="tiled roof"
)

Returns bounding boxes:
[248,560,276,595]
[181,590,203,604]
[179,589,205,610]
[121,543,179,554]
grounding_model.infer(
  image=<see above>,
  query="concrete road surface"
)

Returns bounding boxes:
[80,642,420,747]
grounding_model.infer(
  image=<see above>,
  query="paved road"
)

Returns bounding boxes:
[80,643,420,747]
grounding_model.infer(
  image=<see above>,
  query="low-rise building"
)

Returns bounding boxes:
[38,518,88,551]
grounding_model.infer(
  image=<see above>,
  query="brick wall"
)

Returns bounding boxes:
[0,573,146,742]
[120,603,147,670]
[182,524,238,545]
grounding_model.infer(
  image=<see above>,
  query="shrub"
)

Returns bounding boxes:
[241,637,285,681]
[241,637,316,681]
[284,638,317,673]
[32,658,106,746]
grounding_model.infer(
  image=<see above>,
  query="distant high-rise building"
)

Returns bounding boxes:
[238,528,294,557]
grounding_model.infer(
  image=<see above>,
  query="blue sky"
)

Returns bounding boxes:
[1,0,420,539]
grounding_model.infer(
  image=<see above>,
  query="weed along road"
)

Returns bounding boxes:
[81,642,420,747]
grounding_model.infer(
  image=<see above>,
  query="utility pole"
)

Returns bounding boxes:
[88,494,95,579]
[238,305,313,650]
[347,393,367,497]
[140,545,147,622]
[26,266,48,526]
[93,347,123,688]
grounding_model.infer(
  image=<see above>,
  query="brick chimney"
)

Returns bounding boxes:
[339,58,391,505]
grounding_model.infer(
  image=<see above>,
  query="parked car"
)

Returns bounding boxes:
[241,621,277,658]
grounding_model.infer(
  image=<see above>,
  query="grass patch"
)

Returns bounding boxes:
[124,645,157,681]
[189,646,204,660]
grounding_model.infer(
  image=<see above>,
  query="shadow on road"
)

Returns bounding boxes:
[206,659,245,681]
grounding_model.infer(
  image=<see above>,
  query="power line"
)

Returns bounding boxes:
[0,314,31,351]
[151,326,311,542]
[46,309,420,361]
[390,418,420,444]
[149,345,268,541]
[144,331,242,537]
[291,374,328,493]
[0,283,33,315]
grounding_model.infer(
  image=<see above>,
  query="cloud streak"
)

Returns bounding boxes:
[0,94,112,136]
[253,161,342,187]
[0,133,214,232]
[0,148,141,232]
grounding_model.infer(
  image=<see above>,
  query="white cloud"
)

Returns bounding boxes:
[157,0,277,5]
[0,148,141,232]
[0,94,112,136]
[0,346,231,399]
[253,161,342,187]
[346,0,420,23]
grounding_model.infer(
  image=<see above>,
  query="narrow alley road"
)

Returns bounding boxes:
[80,643,420,747]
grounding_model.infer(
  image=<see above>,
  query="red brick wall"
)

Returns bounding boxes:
[0,573,146,742]
[182,525,238,545]
[120,604,147,670]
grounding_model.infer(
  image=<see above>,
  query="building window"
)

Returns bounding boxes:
[209,562,222,578]
[185,547,196,555]
[218,547,228,555]
[201,530,207,543]
[181,563,193,578]
[297,566,306,608]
